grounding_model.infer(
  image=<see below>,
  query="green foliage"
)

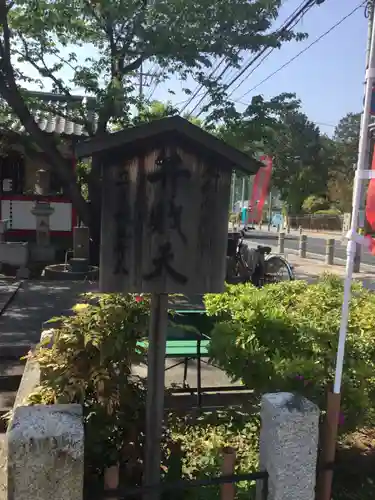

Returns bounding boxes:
[171,411,260,500]
[27,292,151,480]
[217,93,300,153]
[204,275,375,430]
[27,292,262,497]
[302,195,330,214]
[268,111,330,212]
[326,112,361,212]
[314,208,342,215]
[229,212,241,224]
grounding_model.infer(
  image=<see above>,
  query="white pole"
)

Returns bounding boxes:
[230,172,236,212]
[241,177,245,225]
[333,12,375,394]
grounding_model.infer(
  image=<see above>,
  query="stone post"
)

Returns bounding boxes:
[278,232,285,254]
[73,226,90,259]
[325,238,335,265]
[257,392,319,500]
[299,234,307,258]
[31,202,54,248]
[8,404,84,500]
[35,169,50,196]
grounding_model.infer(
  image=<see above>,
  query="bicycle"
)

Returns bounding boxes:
[226,231,295,286]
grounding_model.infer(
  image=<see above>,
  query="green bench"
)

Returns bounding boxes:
[138,303,214,406]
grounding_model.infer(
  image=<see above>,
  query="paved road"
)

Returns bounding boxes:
[243,231,375,266]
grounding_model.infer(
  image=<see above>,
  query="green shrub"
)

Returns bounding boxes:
[27,292,151,482]
[314,208,342,215]
[204,275,375,430]
[27,292,261,497]
[229,212,241,224]
[302,195,330,214]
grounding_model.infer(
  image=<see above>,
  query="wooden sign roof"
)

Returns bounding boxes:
[74,116,263,175]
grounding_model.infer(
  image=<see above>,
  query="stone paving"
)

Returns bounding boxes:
[0,281,98,347]
[285,253,375,289]
[0,280,21,313]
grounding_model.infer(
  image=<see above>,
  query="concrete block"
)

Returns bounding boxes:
[8,404,84,500]
[0,243,28,267]
[257,392,320,500]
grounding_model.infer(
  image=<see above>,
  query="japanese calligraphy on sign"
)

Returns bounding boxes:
[99,146,232,294]
[113,165,130,276]
[143,150,190,284]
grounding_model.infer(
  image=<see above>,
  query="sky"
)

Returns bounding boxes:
[21,0,368,137]
[150,0,369,136]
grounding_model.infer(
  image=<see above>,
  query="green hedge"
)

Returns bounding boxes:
[204,275,375,431]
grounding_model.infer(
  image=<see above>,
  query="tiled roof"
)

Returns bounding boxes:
[5,91,98,137]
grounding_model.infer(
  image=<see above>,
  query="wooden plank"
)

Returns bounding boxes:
[99,146,231,294]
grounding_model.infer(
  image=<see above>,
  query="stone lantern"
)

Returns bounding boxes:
[31,169,55,258]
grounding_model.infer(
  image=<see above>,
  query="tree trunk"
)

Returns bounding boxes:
[87,157,103,265]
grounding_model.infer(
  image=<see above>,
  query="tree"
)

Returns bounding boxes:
[333,112,360,152]
[0,0,305,254]
[268,111,330,213]
[327,112,361,212]
[215,93,301,152]
[302,194,330,214]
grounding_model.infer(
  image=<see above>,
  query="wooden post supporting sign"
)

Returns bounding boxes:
[144,293,169,499]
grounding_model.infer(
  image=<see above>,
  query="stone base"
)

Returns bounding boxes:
[30,245,56,263]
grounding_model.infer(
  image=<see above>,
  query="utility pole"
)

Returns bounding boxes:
[240,176,246,227]
[137,67,161,105]
[139,63,144,99]
[354,0,375,272]
[230,172,236,212]
[268,190,273,223]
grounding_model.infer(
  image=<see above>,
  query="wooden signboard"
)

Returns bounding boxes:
[100,146,231,294]
[75,116,262,500]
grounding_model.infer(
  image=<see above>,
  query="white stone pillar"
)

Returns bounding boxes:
[7,404,84,500]
[31,202,54,247]
[257,392,320,500]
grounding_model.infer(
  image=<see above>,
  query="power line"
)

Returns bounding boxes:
[236,0,367,102]
[227,1,312,99]
[179,58,227,114]
[226,0,313,98]
[175,0,308,112]
[191,0,320,118]
[179,1,295,112]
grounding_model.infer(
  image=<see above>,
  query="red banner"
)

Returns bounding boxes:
[365,147,375,254]
[248,155,273,224]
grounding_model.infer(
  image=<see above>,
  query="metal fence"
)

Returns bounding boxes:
[89,470,269,500]
[288,214,343,232]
